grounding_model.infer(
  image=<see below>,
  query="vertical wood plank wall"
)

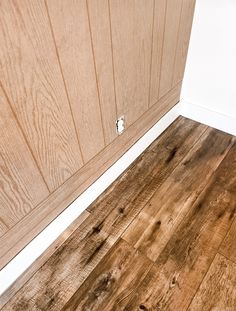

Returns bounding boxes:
[0,0,195,268]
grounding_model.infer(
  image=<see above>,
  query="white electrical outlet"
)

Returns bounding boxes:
[116,116,125,134]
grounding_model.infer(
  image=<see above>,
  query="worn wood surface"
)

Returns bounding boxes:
[0,211,89,308]
[123,128,234,261]
[1,118,236,310]
[124,141,236,311]
[188,254,236,311]
[0,117,207,310]
[61,239,152,311]
[219,217,236,263]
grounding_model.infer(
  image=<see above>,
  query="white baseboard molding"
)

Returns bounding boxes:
[180,100,236,136]
[0,103,181,296]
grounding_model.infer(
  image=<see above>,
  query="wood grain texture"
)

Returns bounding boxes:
[0,86,49,236]
[124,141,236,311]
[172,0,196,86]
[219,220,236,263]
[0,116,205,310]
[0,210,89,309]
[87,0,118,144]
[149,0,166,106]
[61,239,152,311]
[188,254,236,311]
[0,0,83,191]
[159,0,183,97]
[123,128,234,261]
[0,85,181,270]
[47,0,105,162]
[109,0,154,126]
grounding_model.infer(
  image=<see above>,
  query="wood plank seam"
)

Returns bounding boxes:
[147,0,156,109]
[0,80,50,194]
[122,124,208,242]
[86,0,106,146]
[183,148,236,311]
[44,0,85,165]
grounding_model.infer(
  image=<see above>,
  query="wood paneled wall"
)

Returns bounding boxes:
[0,0,195,268]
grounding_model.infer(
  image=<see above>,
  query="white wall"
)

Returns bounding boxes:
[181,0,236,135]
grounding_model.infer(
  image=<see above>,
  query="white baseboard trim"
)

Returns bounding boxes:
[0,103,181,296]
[180,100,236,136]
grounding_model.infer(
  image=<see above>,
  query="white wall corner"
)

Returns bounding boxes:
[180,100,236,136]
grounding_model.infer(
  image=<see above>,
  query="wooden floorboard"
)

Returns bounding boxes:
[187,253,236,311]
[123,128,234,261]
[123,141,236,311]
[1,117,235,311]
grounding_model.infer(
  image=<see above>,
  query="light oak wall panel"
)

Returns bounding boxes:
[159,0,183,97]
[87,0,118,144]
[172,0,196,86]
[149,0,167,106]
[47,0,105,162]
[0,0,195,269]
[0,86,49,237]
[109,0,154,127]
[0,0,83,192]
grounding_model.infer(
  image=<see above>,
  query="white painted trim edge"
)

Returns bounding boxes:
[180,100,236,136]
[0,103,180,296]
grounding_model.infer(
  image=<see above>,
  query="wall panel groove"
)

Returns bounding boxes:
[44,0,85,165]
[0,0,195,270]
[47,0,105,163]
[0,0,83,191]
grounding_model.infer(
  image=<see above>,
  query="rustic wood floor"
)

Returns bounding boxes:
[1,117,236,311]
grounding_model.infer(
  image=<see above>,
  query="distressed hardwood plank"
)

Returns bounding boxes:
[47,0,105,162]
[219,218,236,263]
[0,85,181,270]
[87,0,118,144]
[123,129,234,262]
[0,211,89,309]
[110,0,153,126]
[1,117,206,310]
[188,254,236,311]
[0,86,49,236]
[0,0,83,191]
[88,116,207,214]
[159,0,183,97]
[172,0,196,86]
[149,0,166,106]
[61,239,152,311]
[124,142,236,311]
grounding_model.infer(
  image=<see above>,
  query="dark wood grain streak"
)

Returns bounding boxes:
[124,141,236,311]
[0,117,206,310]
[123,128,234,262]
[61,239,152,311]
